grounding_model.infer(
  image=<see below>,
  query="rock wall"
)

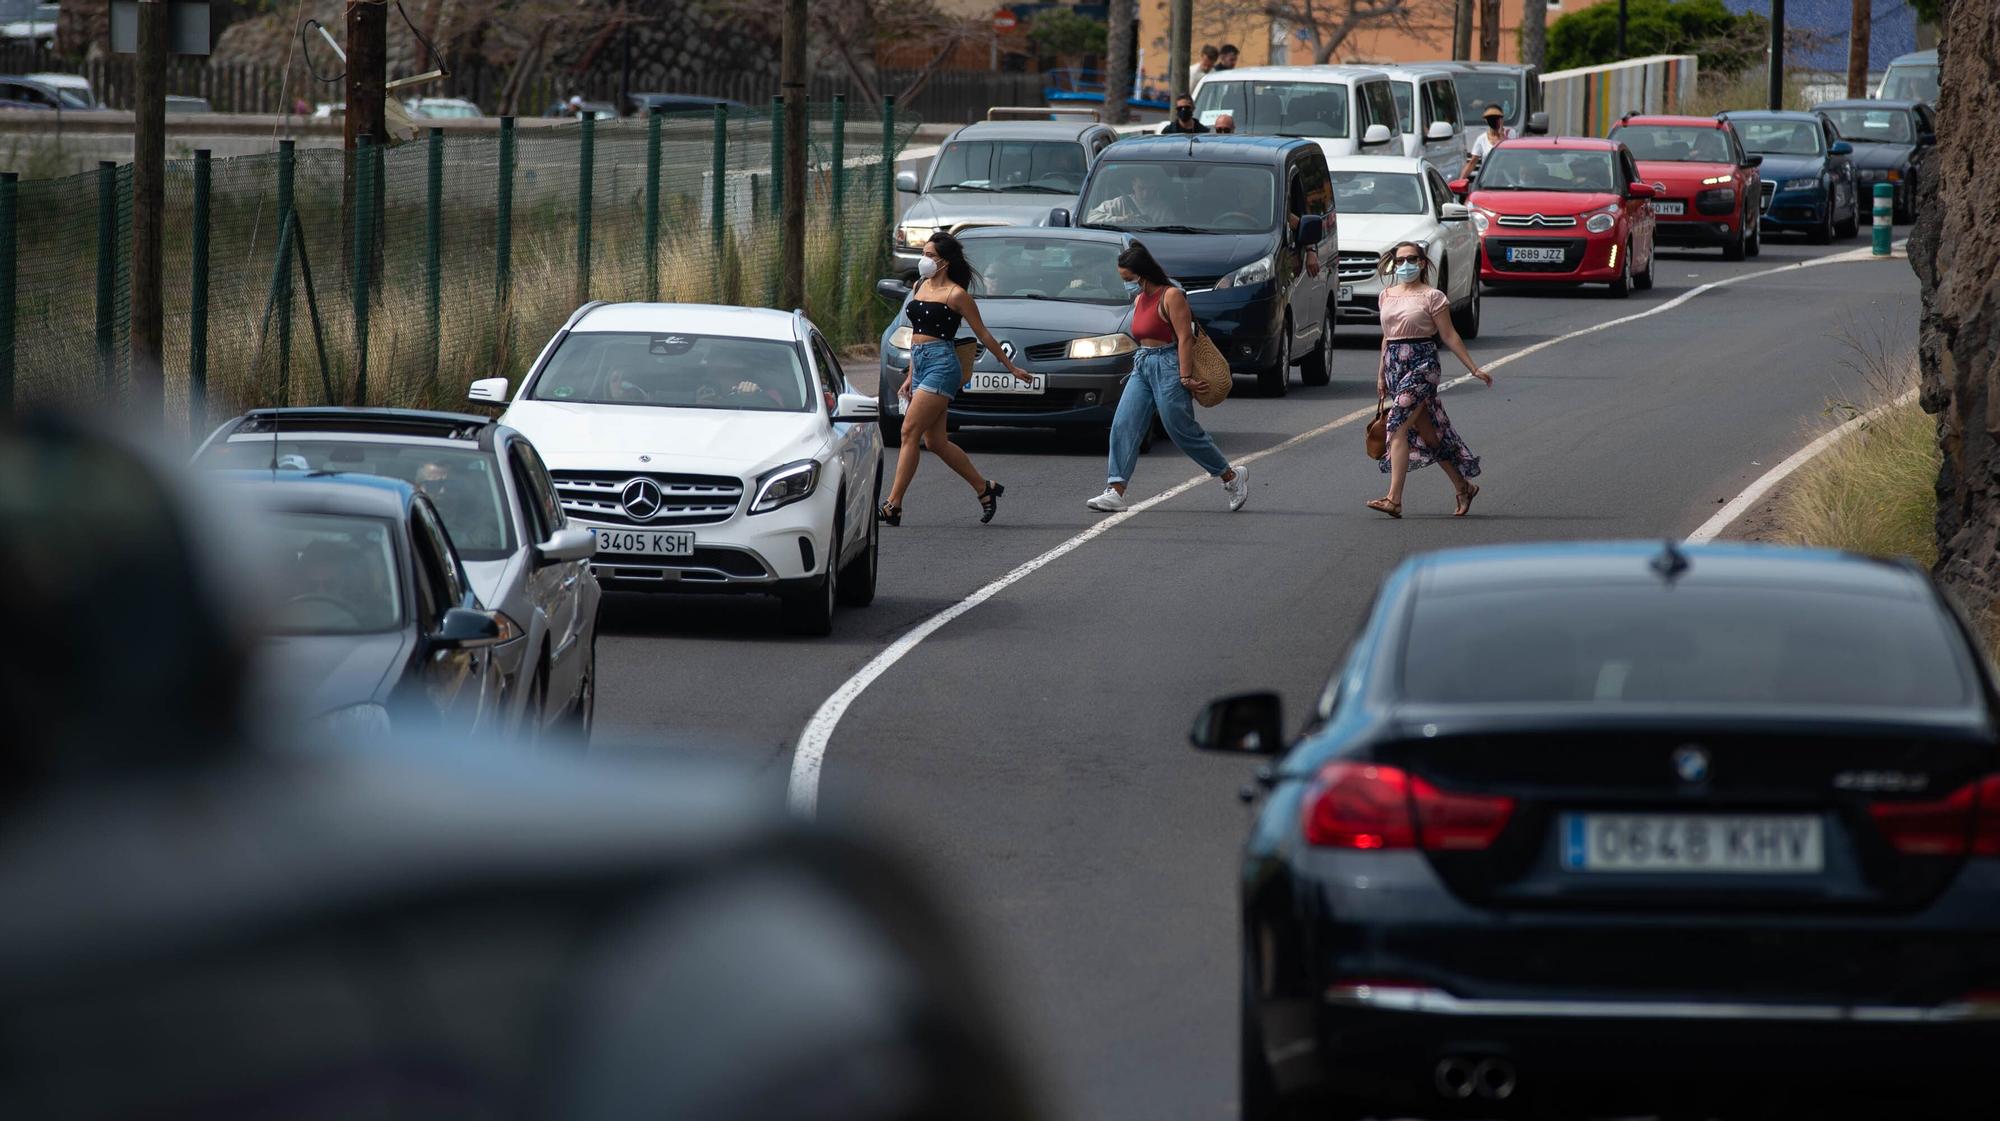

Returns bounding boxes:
[1912,0,2000,638]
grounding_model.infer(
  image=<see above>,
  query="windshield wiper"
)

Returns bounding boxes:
[1077,221,1125,231]
[936,184,996,192]
[1000,184,1075,194]
[1132,224,1211,234]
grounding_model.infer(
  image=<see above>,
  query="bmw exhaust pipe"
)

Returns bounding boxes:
[1473,1058,1517,1101]
[1433,1057,1476,1100]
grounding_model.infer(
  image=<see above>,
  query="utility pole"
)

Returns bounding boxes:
[130,0,167,422]
[1104,0,1134,125]
[1616,0,1628,59]
[1169,0,1192,103]
[344,0,387,150]
[1452,0,1473,60]
[1478,0,1500,61]
[1846,0,1871,99]
[780,0,805,311]
[1768,0,1786,110]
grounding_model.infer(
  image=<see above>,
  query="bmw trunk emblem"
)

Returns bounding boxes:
[1671,745,1711,784]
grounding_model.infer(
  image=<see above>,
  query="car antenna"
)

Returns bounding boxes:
[1650,538,1690,580]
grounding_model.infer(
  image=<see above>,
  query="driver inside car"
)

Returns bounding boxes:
[1086,166,1171,226]
[695,355,788,408]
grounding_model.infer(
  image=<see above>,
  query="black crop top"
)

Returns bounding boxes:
[905,298,963,339]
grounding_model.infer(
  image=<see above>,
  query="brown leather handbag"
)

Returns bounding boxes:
[1365,398,1389,460]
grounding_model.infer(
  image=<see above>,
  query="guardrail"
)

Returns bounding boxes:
[1541,55,1701,138]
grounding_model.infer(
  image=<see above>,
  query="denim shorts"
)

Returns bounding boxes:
[910,339,964,399]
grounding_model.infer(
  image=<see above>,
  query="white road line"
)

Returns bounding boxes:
[787,239,1911,817]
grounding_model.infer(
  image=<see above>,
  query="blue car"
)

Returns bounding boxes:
[1720,110,1860,243]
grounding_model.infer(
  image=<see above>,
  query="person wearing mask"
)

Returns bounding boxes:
[880,231,1032,526]
[1367,242,1490,518]
[1190,44,1219,89]
[1212,113,1235,135]
[1215,43,1239,71]
[1161,94,1208,135]
[1461,102,1514,180]
[1086,242,1248,514]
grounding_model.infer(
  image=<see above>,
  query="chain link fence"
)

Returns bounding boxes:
[0,100,920,437]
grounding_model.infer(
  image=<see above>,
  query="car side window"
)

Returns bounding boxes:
[1298,156,1333,218]
[1425,81,1456,136]
[514,440,564,536]
[508,444,556,543]
[411,502,462,617]
[809,333,845,401]
[1361,81,1397,135]
[1426,168,1451,216]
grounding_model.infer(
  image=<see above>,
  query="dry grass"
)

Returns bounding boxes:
[1774,389,1937,566]
[1678,67,1818,118]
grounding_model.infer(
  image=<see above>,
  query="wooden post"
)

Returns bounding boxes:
[344,0,388,150]
[1846,0,1872,100]
[129,0,169,422]
[781,0,806,312]
[1169,0,1192,103]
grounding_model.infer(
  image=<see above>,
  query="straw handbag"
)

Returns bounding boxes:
[1365,398,1389,460]
[954,337,978,384]
[1187,322,1232,407]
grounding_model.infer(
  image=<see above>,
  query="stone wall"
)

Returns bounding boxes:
[1911,0,2000,637]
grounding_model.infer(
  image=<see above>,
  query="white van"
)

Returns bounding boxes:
[1191,66,1402,162]
[1370,65,1470,179]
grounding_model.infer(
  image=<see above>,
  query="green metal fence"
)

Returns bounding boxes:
[0,100,919,437]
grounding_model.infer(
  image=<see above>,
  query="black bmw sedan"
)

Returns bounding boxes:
[1197,542,2000,1120]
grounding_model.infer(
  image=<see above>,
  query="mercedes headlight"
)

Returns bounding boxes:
[749,459,821,514]
[1214,253,1274,290]
[313,702,392,741]
[897,225,933,248]
[1472,209,1491,233]
[1067,333,1137,359]
[888,326,913,351]
[1781,177,1819,191]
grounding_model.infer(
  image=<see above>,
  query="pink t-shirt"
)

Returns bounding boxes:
[1379,285,1449,339]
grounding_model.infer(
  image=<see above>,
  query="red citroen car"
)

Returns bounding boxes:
[1608,113,1764,260]
[1452,136,1658,297]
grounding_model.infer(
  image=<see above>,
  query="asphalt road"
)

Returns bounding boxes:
[590,227,1921,1120]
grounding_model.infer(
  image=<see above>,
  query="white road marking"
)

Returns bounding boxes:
[787,239,1910,817]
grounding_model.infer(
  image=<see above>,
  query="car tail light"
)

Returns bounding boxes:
[1870,775,2000,856]
[1302,764,1512,851]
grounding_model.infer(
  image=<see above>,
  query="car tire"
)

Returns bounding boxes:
[1298,305,1333,387]
[1723,216,1747,261]
[837,478,879,608]
[1451,274,1482,338]
[1240,948,1290,1121]
[1257,316,1290,397]
[1608,242,1633,298]
[1834,189,1860,239]
[781,520,839,637]
[1808,201,1834,245]
[1633,245,1654,291]
[559,631,596,744]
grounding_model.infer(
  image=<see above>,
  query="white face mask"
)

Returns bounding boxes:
[917,256,940,280]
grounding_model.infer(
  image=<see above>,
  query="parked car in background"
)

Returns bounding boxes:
[164,94,211,113]
[1455,135,1657,297]
[22,70,92,107]
[406,96,481,119]
[196,408,602,740]
[1424,59,1549,144]
[1719,109,1859,243]
[545,99,618,120]
[479,303,883,636]
[1876,48,1938,103]
[1202,541,2000,1121]
[630,91,748,114]
[1372,65,1471,179]
[891,111,1120,282]
[224,473,510,739]
[1327,155,1480,337]
[0,74,75,110]
[1066,134,1336,395]
[1608,113,1763,260]
[1812,99,1934,223]
[875,226,1163,446]
[1190,65,1402,165]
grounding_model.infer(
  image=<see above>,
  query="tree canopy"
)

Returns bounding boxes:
[1027,7,1107,61]
[1547,0,1768,75]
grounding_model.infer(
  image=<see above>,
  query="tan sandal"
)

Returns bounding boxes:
[1454,483,1480,517]
[1366,497,1403,519]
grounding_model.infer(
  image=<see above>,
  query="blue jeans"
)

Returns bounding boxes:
[1107,344,1230,484]
[910,339,963,399]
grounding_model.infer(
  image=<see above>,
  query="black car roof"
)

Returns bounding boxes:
[1415,541,1929,601]
[1101,134,1310,164]
[958,226,1129,246]
[226,407,498,450]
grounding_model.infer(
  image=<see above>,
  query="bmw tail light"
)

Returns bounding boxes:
[1870,775,2000,856]
[1303,764,1512,851]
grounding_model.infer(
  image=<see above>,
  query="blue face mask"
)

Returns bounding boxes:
[1394,261,1422,285]
[1123,280,1143,298]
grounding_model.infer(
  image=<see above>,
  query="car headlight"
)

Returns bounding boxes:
[1471,209,1491,233]
[897,225,932,248]
[1067,333,1136,359]
[1585,212,1616,233]
[1213,253,1274,289]
[1781,177,1819,191]
[888,326,913,351]
[1700,174,1732,186]
[749,459,821,514]
[313,702,392,741]
[1885,169,1903,183]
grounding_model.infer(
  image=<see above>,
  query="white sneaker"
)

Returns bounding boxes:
[1086,487,1130,512]
[1222,464,1250,512]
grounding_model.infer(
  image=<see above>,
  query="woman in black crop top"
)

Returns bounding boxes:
[879,231,1034,526]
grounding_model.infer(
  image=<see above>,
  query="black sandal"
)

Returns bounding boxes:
[977,481,1004,524]
[877,502,902,527]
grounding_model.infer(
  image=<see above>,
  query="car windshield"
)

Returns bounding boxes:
[1402,586,1972,708]
[1078,160,1277,233]
[267,513,403,635]
[1476,147,1618,192]
[1820,108,1914,144]
[1736,119,1822,155]
[1331,170,1426,214]
[200,441,515,561]
[1451,73,1519,126]
[1609,125,1733,163]
[965,237,1129,303]
[930,140,1088,194]
[418,101,480,119]
[528,332,811,412]
[1389,82,1415,132]
[1880,63,1939,103]
[1194,80,1350,138]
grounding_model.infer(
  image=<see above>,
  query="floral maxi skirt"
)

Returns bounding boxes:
[1377,338,1480,478]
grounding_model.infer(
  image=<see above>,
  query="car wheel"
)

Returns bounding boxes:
[782,518,839,636]
[1745,209,1761,256]
[1807,200,1834,245]
[1298,305,1333,387]
[560,631,596,744]
[1723,216,1747,261]
[837,478,879,607]
[1835,189,1860,239]
[1608,242,1633,298]
[878,370,902,448]
[1257,316,1290,397]
[1451,273,1482,338]
[519,660,548,745]
[1633,244,1654,291]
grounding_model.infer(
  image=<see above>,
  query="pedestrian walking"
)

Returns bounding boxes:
[1367,242,1490,519]
[879,231,1033,527]
[1086,243,1249,513]
[1190,45,1219,89]
[1461,102,1515,179]
[1161,93,1209,135]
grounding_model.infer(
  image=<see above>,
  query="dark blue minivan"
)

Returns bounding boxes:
[1057,135,1337,396]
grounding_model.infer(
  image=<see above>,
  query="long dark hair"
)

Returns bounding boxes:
[1118,241,1172,289]
[1375,240,1434,286]
[925,230,975,288]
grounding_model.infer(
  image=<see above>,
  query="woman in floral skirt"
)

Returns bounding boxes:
[1367,241,1492,518]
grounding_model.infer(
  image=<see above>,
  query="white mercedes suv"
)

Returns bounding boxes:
[471,303,884,635]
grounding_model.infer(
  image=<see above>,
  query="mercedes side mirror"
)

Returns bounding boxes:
[1628,181,1658,199]
[1743,154,1763,168]
[1425,120,1456,141]
[432,607,504,649]
[534,526,595,567]
[831,391,880,423]
[1829,140,1854,156]
[894,169,920,193]
[1440,202,1471,221]
[1361,123,1394,147]
[1190,692,1283,756]
[1525,111,1549,136]
[1295,213,1324,247]
[875,277,911,306]
[1046,207,1072,227]
[467,377,509,405]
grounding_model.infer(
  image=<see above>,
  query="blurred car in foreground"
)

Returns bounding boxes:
[1812,99,1936,223]
[1200,542,2000,1121]
[1719,109,1859,243]
[196,407,601,740]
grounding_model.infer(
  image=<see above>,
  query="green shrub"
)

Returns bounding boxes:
[1548,0,1767,75]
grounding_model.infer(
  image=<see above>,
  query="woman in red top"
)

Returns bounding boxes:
[1368,241,1492,518]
